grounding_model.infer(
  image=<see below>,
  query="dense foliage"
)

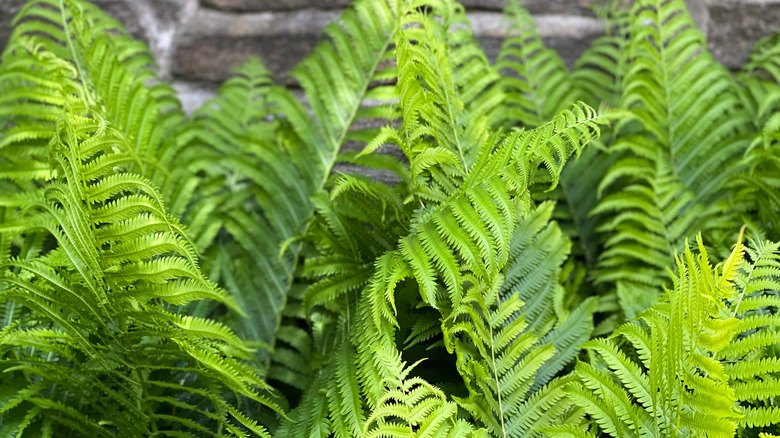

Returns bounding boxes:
[0,0,779,436]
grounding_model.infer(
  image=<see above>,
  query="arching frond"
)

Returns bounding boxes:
[571,6,630,108]
[363,346,481,438]
[565,236,747,437]
[1,0,185,197]
[720,239,780,433]
[442,204,596,438]
[592,0,751,312]
[496,0,575,128]
[0,113,274,436]
[175,0,402,377]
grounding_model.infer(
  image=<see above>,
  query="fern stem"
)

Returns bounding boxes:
[486,298,508,438]
[268,24,398,367]
[59,0,93,109]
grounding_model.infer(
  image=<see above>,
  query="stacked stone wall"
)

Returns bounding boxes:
[2,0,778,112]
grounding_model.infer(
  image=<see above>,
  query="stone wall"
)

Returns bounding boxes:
[2,0,780,113]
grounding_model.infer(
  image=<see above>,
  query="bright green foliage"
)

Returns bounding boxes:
[2,0,780,437]
[443,204,597,438]
[549,234,780,437]
[362,347,481,438]
[172,58,310,356]
[0,112,275,435]
[0,0,185,198]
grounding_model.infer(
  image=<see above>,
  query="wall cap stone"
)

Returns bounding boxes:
[182,8,341,37]
[468,12,604,38]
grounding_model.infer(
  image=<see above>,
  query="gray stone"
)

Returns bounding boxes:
[542,33,603,68]
[471,12,604,67]
[684,0,709,35]
[9,0,198,78]
[708,0,780,69]
[180,8,340,37]
[455,0,603,14]
[91,0,149,42]
[173,34,320,82]
[459,0,506,10]
[518,0,601,14]
[468,11,604,38]
[172,80,218,114]
[201,0,351,12]
[478,33,601,68]
[172,8,339,82]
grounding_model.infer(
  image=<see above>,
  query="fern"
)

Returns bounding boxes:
[555,234,780,437]
[442,203,596,438]
[1,0,186,196]
[173,58,309,358]
[592,0,751,318]
[172,0,402,380]
[556,236,746,437]
[0,111,275,436]
[2,0,780,436]
[496,0,576,129]
[362,346,481,438]
[721,239,780,434]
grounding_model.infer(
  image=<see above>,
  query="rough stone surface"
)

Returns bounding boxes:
[469,12,604,38]
[172,80,218,114]
[685,0,708,35]
[92,0,197,76]
[3,0,780,112]
[92,0,150,41]
[515,0,600,14]
[478,33,601,68]
[172,8,339,82]
[202,0,351,11]
[471,12,604,66]
[459,0,603,14]
[708,0,780,69]
[173,34,320,82]
[181,8,340,37]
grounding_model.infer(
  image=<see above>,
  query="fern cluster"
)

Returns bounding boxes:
[1,0,780,436]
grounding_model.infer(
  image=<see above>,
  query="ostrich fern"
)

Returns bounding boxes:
[1,0,780,437]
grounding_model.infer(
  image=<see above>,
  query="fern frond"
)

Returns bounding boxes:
[571,7,629,108]
[621,0,749,195]
[0,112,273,436]
[496,0,576,128]
[592,0,752,308]
[363,346,480,438]
[442,203,595,438]
[564,236,756,437]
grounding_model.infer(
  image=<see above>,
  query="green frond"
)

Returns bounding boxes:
[591,0,754,308]
[496,0,576,128]
[571,7,629,108]
[291,0,399,159]
[440,205,595,438]
[543,424,598,438]
[175,0,402,379]
[743,32,780,85]
[620,0,749,195]
[563,235,780,437]
[363,346,479,438]
[174,58,308,356]
[0,110,273,436]
[593,151,721,291]
[395,104,606,309]
[2,0,185,194]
